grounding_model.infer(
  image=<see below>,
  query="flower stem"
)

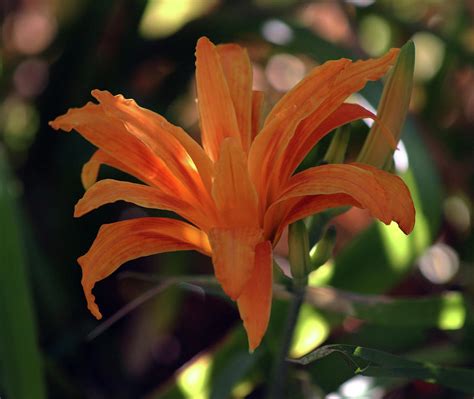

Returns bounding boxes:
[267,282,306,399]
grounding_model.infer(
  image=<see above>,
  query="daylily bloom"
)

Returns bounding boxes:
[50,37,415,351]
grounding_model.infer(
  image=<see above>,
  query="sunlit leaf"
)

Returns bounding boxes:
[291,344,474,394]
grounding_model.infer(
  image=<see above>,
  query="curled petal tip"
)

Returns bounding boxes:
[80,280,103,319]
[48,118,64,131]
[79,257,102,319]
[91,88,102,97]
[197,36,212,46]
[402,214,416,235]
[73,203,83,218]
[89,302,103,320]
[247,334,263,352]
[91,89,115,103]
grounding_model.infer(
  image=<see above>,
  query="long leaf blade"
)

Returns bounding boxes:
[292,344,474,394]
[0,150,47,399]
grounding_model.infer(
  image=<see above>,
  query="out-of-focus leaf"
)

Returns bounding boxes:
[303,287,470,330]
[210,329,259,399]
[291,344,474,394]
[289,304,329,358]
[147,328,259,399]
[0,149,47,399]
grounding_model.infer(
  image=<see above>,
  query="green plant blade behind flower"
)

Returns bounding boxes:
[0,150,47,399]
[324,125,351,164]
[357,41,415,168]
[290,344,474,394]
[288,221,311,285]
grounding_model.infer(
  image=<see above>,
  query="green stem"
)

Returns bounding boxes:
[267,283,306,399]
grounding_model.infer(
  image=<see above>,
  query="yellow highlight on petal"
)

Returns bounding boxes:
[177,354,212,399]
[289,305,329,358]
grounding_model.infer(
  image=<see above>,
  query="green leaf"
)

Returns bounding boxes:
[291,344,474,394]
[147,328,259,399]
[210,330,259,399]
[358,40,415,168]
[0,149,47,399]
[288,221,311,284]
[275,285,470,331]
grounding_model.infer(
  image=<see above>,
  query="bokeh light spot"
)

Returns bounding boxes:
[139,0,217,39]
[443,195,471,234]
[262,19,293,45]
[393,140,409,173]
[340,376,375,398]
[266,53,305,92]
[177,354,212,399]
[359,15,391,56]
[418,243,460,284]
[299,2,351,44]
[412,32,445,82]
[346,0,375,6]
[392,0,427,22]
[290,305,329,358]
[13,58,49,98]
[6,9,57,55]
[0,97,39,151]
[438,292,466,330]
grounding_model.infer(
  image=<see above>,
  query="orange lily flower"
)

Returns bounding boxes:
[50,37,415,351]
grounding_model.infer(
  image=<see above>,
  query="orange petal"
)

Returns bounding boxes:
[79,218,211,319]
[274,103,392,194]
[249,49,399,207]
[278,49,400,180]
[263,59,351,126]
[269,163,415,239]
[74,179,210,230]
[217,43,253,152]
[237,240,273,352]
[81,149,138,190]
[248,59,351,209]
[90,90,213,196]
[212,137,259,227]
[49,101,188,197]
[265,194,360,245]
[208,227,263,300]
[352,163,415,234]
[195,37,240,161]
[276,164,390,224]
[251,90,264,141]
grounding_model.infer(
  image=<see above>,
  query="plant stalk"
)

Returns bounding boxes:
[267,282,306,399]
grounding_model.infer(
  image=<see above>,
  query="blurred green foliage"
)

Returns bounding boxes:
[1,0,473,398]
